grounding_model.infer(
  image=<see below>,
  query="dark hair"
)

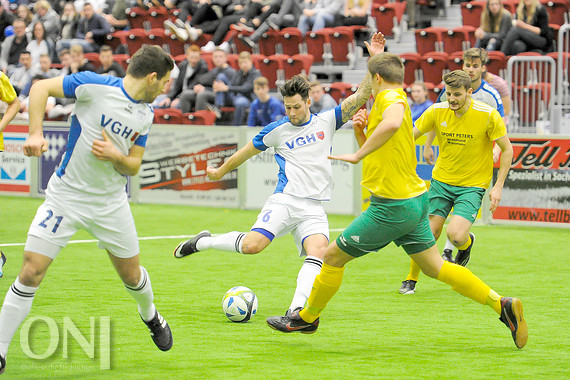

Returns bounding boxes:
[32,74,46,81]
[127,45,174,80]
[279,75,311,100]
[99,45,113,53]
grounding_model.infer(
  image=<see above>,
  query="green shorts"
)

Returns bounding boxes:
[428,179,486,223]
[336,192,436,257]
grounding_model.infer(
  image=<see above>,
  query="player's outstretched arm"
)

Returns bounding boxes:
[92,130,144,176]
[340,32,385,123]
[330,103,404,164]
[0,97,19,133]
[489,135,513,212]
[207,141,261,181]
[24,76,65,157]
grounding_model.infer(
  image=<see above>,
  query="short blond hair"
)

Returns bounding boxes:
[443,70,472,90]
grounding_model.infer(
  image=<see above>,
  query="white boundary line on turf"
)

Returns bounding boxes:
[0,228,346,247]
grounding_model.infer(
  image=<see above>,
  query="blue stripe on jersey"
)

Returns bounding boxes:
[333,105,343,130]
[56,115,82,177]
[134,134,148,147]
[480,80,505,116]
[63,72,123,98]
[274,153,288,193]
[252,116,291,151]
[251,228,275,241]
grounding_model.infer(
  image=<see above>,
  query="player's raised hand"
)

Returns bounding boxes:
[364,32,386,57]
[91,129,120,162]
[352,109,367,132]
[23,134,49,157]
[423,146,435,165]
[328,153,361,164]
[206,166,223,181]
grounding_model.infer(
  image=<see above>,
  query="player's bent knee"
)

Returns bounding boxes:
[241,244,263,255]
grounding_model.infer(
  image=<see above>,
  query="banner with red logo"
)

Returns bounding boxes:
[137,127,239,207]
[492,137,570,224]
[0,124,30,193]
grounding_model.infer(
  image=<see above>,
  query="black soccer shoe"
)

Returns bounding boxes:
[0,251,6,278]
[174,230,211,258]
[455,233,475,267]
[499,297,528,349]
[441,248,455,263]
[142,310,173,351]
[266,308,319,334]
[398,280,417,295]
[0,354,5,374]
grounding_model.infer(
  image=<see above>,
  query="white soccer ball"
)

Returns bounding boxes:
[222,286,258,322]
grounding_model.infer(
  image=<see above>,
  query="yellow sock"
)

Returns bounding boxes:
[437,261,502,314]
[406,259,421,282]
[457,235,472,250]
[299,263,344,323]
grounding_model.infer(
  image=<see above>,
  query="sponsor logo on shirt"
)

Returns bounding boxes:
[285,131,325,149]
[101,114,140,141]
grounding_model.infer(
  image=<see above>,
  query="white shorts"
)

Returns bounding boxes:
[26,181,139,259]
[251,193,329,256]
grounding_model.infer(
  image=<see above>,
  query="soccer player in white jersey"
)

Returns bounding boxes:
[174,33,386,316]
[0,45,174,374]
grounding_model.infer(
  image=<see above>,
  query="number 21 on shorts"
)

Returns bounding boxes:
[38,209,64,233]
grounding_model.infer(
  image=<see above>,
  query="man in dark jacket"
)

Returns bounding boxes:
[158,45,209,109]
[212,51,260,125]
[0,19,31,74]
[56,1,112,53]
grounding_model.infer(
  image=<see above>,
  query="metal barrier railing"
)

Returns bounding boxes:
[507,55,556,133]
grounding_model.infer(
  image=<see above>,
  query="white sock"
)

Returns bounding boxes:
[196,231,246,253]
[444,238,455,252]
[288,256,323,312]
[0,277,38,358]
[125,266,156,322]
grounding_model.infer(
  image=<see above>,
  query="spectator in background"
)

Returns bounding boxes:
[68,44,97,73]
[152,62,180,108]
[297,0,344,36]
[240,0,303,48]
[30,1,61,42]
[0,6,15,43]
[33,54,60,78]
[190,48,236,113]
[247,76,285,127]
[9,51,33,95]
[58,49,72,76]
[16,5,33,27]
[159,45,209,109]
[475,0,512,51]
[409,82,433,123]
[26,22,55,70]
[210,51,261,125]
[338,0,372,27]
[102,0,129,31]
[15,74,56,120]
[60,2,80,40]
[97,45,126,77]
[309,81,337,114]
[0,19,31,74]
[56,2,112,53]
[501,0,553,55]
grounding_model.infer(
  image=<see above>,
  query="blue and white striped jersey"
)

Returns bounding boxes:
[53,71,153,196]
[252,105,343,201]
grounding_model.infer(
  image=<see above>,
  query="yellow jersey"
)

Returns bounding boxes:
[362,88,427,199]
[0,72,17,151]
[416,99,507,188]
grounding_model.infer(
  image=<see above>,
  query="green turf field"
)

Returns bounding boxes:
[0,196,568,379]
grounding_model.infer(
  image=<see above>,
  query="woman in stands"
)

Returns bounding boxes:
[500,0,553,55]
[475,0,512,51]
[26,22,55,70]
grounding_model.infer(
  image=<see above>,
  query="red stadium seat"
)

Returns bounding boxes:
[425,82,444,103]
[542,0,568,26]
[83,52,101,69]
[420,52,448,85]
[415,27,446,55]
[147,7,169,29]
[105,30,128,54]
[399,52,422,86]
[147,28,167,50]
[502,0,518,15]
[324,82,357,103]
[447,51,464,72]
[283,54,314,79]
[114,54,131,71]
[125,28,148,55]
[258,55,287,89]
[126,7,148,30]
[329,27,356,64]
[371,2,406,37]
[461,0,485,27]
[182,110,217,125]
[165,33,186,57]
[154,108,183,124]
[278,28,304,56]
[513,83,552,124]
[305,29,330,64]
[226,54,239,70]
[441,26,476,54]
[232,30,254,54]
[486,50,507,76]
[258,30,279,56]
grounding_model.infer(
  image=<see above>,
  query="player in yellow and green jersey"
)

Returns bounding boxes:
[266,55,527,349]
[399,70,514,295]
[0,71,20,277]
